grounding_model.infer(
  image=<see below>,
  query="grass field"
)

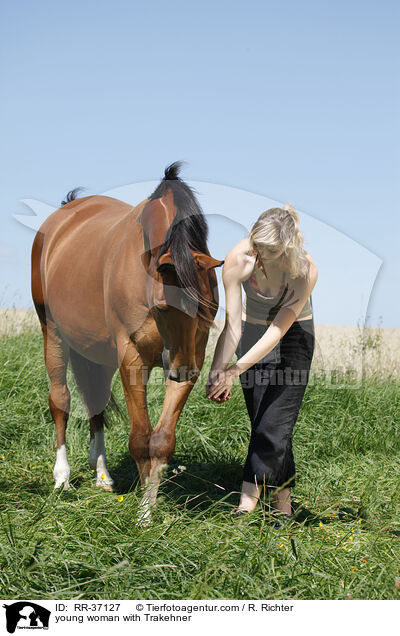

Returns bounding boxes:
[0,312,399,600]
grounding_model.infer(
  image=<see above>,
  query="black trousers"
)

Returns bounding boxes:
[236,319,315,489]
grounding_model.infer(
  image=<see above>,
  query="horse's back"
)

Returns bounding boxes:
[37,195,135,243]
[32,195,146,364]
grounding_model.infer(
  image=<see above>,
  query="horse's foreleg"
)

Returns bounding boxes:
[141,378,195,510]
[118,342,152,486]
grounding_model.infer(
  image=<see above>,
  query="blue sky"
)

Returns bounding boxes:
[1,0,398,326]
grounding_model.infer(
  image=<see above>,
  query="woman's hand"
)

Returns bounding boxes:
[206,371,228,402]
[206,365,240,402]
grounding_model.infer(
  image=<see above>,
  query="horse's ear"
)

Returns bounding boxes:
[193,253,224,270]
[156,251,175,273]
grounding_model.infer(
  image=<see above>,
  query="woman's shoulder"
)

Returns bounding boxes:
[223,238,255,283]
[304,252,318,280]
[225,237,253,260]
[285,252,318,292]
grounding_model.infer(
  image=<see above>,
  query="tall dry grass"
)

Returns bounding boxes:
[1,308,398,380]
[207,320,399,381]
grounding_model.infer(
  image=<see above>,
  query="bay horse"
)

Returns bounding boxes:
[31,162,223,517]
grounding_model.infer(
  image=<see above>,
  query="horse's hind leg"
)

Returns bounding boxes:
[69,350,115,490]
[88,413,114,491]
[40,320,71,489]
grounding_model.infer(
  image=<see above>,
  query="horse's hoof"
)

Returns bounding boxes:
[96,479,114,491]
[54,480,70,491]
[137,515,152,528]
[136,502,153,527]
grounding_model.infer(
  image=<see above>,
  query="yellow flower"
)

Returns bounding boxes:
[358,519,362,524]
[349,536,354,542]
[86,500,89,506]
[91,469,95,473]
[117,495,123,503]
[352,566,357,572]
[0,455,4,461]
[280,542,284,548]
[318,522,323,528]
[101,473,106,480]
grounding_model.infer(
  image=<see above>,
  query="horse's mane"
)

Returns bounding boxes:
[149,162,215,320]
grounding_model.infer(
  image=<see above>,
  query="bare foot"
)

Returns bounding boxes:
[270,487,292,516]
[235,480,262,514]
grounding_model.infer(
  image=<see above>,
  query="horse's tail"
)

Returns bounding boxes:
[61,187,84,207]
[104,390,125,429]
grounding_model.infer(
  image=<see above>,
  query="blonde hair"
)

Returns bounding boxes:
[249,204,309,279]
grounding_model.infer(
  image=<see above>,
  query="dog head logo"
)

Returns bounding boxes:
[2,602,50,634]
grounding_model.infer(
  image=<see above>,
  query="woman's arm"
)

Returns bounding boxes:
[206,245,252,398]
[207,259,318,400]
[208,265,242,378]
[235,260,317,372]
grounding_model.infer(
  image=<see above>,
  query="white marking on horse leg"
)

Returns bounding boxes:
[137,483,157,526]
[89,430,114,490]
[136,497,152,526]
[53,444,71,489]
[137,463,168,524]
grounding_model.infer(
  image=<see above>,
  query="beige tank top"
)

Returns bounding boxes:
[242,258,313,323]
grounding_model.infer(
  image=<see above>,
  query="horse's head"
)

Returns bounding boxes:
[139,164,223,382]
[153,249,222,382]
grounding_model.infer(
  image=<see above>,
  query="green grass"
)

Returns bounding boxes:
[0,329,400,600]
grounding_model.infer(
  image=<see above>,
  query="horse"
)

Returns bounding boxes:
[31,162,223,517]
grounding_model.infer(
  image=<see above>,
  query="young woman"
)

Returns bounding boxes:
[206,205,318,519]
